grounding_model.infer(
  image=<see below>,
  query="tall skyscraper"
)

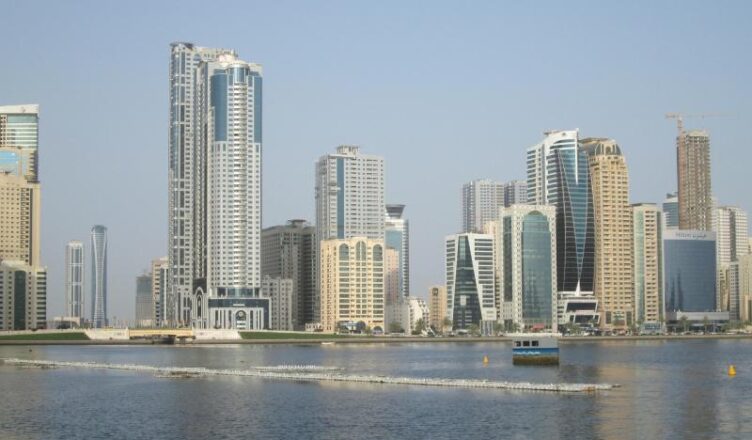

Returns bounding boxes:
[315,145,385,242]
[445,233,495,330]
[633,204,663,326]
[502,180,528,207]
[583,138,633,330]
[663,230,717,313]
[662,192,679,230]
[496,205,558,332]
[527,130,595,297]
[677,129,712,230]
[166,43,266,329]
[151,257,168,326]
[189,52,266,330]
[385,204,409,297]
[0,104,46,330]
[168,42,238,327]
[319,238,385,333]
[462,179,504,233]
[135,273,153,327]
[90,225,108,328]
[714,206,749,310]
[315,145,385,326]
[261,220,316,329]
[65,241,84,319]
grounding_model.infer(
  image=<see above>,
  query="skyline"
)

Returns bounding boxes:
[2,1,752,321]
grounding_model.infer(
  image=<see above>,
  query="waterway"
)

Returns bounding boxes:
[1,340,751,439]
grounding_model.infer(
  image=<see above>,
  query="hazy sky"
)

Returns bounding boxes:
[2,1,751,322]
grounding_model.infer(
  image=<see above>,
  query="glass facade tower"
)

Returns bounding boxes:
[90,225,108,328]
[663,230,717,312]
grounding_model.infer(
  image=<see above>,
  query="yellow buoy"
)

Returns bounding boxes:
[729,365,737,376]
[483,355,489,364]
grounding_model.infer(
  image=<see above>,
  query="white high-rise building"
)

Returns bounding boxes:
[502,180,528,207]
[65,241,84,319]
[168,42,238,327]
[714,206,749,311]
[315,145,385,242]
[190,52,267,330]
[462,179,504,233]
[445,233,496,330]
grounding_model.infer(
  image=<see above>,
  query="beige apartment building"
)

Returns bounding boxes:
[677,130,712,231]
[428,285,447,331]
[633,204,663,325]
[0,151,40,267]
[319,237,385,333]
[584,138,634,330]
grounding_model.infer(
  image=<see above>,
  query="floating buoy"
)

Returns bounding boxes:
[729,365,737,376]
[483,355,489,365]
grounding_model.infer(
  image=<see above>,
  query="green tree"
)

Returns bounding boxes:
[388,321,404,334]
[680,316,690,333]
[493,321,504,336]
[412,318,426,335]
[442,317,453,333]
[467,324,480,337]
[702,315,710,333]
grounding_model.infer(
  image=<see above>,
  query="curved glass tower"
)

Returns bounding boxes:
[90,225,107,328]
[527,130,594,294]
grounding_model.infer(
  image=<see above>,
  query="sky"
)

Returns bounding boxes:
[1,0,751,322]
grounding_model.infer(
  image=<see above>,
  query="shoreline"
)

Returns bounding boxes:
[1,334,752,346]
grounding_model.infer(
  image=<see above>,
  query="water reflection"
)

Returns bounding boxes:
[2,341,752,439]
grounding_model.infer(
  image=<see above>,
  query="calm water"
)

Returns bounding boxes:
[1,340,752,439]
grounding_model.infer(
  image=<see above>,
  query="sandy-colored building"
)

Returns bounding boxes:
[0,152,40,267]
[584,138,634,330]
[428,285,447,330]
[633,204,663,325]
[384,248,400,304]
[320,238,385,333]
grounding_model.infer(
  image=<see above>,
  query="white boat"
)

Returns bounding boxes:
[511,333,560,365]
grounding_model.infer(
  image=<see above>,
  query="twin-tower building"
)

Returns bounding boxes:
[166,43,403,332]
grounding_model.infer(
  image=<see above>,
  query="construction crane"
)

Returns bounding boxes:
[665,112,728,134]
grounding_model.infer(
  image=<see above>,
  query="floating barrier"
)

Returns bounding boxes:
[2,358,619,393]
